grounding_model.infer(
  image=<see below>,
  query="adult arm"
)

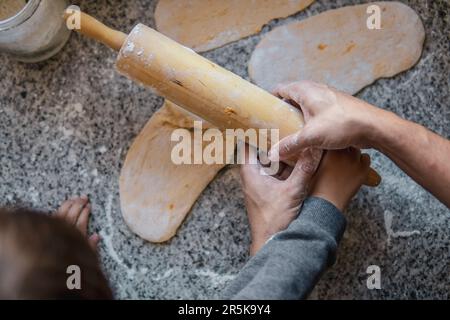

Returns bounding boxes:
[370,109,450,207]
[270,81,450,208]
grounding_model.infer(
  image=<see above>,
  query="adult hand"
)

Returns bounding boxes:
[240,145,323,255]
[269,80,384,161]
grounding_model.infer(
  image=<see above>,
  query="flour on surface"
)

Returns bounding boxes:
[384,210,421,245]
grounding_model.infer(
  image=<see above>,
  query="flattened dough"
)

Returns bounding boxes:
[120,101,227,243]
[155,0,315,52]
[249,1,425,94]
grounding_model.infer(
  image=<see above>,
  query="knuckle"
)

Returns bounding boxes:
[279,142,293,154]
[300,161,316,175]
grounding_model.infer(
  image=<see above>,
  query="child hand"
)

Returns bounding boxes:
[55,195,100,250]
[310,148,371,211]
[240,145,323,256]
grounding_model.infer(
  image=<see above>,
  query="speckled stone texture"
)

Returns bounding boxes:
[0,0,448,299]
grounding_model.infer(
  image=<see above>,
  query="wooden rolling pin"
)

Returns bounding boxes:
[67,11,381,187]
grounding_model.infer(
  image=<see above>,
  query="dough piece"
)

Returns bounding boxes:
[120,100,227,243]
[249,1,425,94]
[0,0,26,20]
[155,0,315,52]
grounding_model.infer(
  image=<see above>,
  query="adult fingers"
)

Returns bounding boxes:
[277,162,294,180]
[240,144,260,178]
[273,81,316,103]
[273,83,307,112]
[269,125,322,161]
[240,148,274,193]
[273,80,327,113]
[286,148,323,190]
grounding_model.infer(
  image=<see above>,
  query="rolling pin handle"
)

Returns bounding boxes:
[64,10,127,52]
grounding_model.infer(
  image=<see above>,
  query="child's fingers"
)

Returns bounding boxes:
[56,199,73,218]
[66,196,89,224]
[360,153,371,170]
[76,203,91,235]
[346,147,361,160]
[88,233,100,251]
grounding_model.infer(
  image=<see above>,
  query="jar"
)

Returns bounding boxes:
[0,0,71,63]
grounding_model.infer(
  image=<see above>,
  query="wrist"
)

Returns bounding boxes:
[250,237,267,256]
[310,191,346,212]
[367,108,405,152]
[354,103,399,150]
[249,223,276,256]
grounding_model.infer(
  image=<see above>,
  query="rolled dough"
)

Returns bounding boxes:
[120,100,227,243]
[155,0,315,52]
[249,1,425,94]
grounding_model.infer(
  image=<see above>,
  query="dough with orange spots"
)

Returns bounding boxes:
[155,0,315,52]
[249,1,425,94]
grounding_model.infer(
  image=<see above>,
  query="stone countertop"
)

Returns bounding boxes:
[0,0,448,299]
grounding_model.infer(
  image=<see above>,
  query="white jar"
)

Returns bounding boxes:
[0,0,71,63]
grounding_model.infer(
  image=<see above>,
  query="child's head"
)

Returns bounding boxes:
[0,208,113,299]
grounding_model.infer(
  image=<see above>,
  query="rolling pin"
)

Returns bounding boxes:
[67,11,381,187]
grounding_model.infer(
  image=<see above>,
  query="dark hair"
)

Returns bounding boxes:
[0,208,113,299]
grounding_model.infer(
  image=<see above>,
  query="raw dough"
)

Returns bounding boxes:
[0,0,26,20]
[120,100,227,243]
[155,0,315,52]
[249,1,425,94]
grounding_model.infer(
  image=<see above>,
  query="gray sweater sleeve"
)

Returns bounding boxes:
[223,197,346,300]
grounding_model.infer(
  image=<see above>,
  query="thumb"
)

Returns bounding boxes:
[269,124,321,161]
[286,148,323,190]
[240,144,268,184]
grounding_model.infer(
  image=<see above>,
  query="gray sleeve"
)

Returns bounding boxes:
[223,197,346,300]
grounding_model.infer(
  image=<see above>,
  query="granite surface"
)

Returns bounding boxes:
[0,0,448,299]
